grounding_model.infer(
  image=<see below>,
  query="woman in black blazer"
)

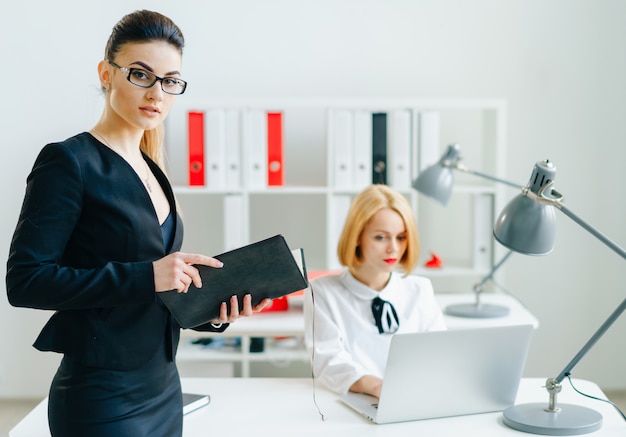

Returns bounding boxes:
[6,10,267,436]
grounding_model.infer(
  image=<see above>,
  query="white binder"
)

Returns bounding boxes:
[243,109,268,189]
[327,194,352,269]
[205,109,226,189]
[418,110,441,172]
[224,109,242,189]
[330,109,354,189]
[387,109,412,190]
[223,193,246,251]
[353,110,372,188]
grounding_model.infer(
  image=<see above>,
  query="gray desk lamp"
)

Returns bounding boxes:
[413,143,521,318]
[444,250,514,318]
[494,159,626,435]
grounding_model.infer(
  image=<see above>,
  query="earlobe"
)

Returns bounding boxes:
[97,60,111,89]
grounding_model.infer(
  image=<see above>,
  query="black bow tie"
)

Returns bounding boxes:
[372,296,400,334]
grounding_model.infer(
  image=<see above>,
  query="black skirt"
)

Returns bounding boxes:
[48,339,182,437]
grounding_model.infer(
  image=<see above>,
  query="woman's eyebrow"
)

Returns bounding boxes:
[128,61,181,76]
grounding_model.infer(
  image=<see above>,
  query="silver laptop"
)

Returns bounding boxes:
[340,324,534,424]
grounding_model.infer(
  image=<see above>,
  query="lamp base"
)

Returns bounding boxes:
[444,303,509,318]
[503,403,602,435]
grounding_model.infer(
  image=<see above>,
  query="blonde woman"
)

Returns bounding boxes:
[304,184,446,399]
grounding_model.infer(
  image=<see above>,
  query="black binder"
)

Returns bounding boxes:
[372,112,387,184]
[159,234,308,329]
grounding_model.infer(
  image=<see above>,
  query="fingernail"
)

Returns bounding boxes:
[216,261,223,268]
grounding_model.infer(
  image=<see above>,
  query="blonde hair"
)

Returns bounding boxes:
[140,124,165,168]
[337,184,420,275]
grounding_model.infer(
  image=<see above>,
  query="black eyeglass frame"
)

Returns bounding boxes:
[108,61,187,95]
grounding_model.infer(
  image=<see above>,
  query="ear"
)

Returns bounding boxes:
[97,60,111,89]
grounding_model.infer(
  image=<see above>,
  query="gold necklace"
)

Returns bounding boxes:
[142,159,153,193]
[91,129,153,193]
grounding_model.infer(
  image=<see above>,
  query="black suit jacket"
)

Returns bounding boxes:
[6,132,224,370]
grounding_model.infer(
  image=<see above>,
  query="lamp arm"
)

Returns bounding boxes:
[558,204,626,261]
[452,163,522,189]
[553,296,626,385]
[473,250,514,293]
[552,200,626,384]
[533,183,626,261]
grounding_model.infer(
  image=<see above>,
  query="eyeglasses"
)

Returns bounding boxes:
[109,61,187,95]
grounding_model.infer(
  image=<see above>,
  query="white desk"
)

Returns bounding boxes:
[10,377,624,436]
[436,293,539,329]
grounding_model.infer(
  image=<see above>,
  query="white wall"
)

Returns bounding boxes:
[1,0,625,398]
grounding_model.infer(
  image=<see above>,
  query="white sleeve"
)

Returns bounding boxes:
[303,281,370,394]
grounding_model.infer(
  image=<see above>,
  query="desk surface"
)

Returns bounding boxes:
[437,293,539,329]
[11,378,624,436]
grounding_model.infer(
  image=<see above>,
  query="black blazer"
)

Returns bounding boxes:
[6,132,224,370]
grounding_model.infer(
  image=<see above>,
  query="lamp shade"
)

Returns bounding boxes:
[493,160,558,255]
[411,144,461,205]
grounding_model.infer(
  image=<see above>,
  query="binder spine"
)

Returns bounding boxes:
[267,112,284,186]
[327,194,352,269]
[353,110,373,189]
[372,112,387,185]
[243,109,268,189]
[205,109,227,189]
[223,194,246,251]
[187,111,205,186]
[331,109,354,189]
[418,111,441,172]
[225,109,242,189]
[388,109,412,190]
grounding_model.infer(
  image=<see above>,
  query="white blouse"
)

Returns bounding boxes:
[303,270,446,394]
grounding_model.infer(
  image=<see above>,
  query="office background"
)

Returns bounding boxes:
[1,0,624,398]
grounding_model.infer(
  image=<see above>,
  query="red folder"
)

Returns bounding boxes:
[267,112,284,186]
[188,111,205,186]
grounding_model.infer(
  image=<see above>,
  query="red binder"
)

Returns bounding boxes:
[267,112,284,186]
[188,111,205,186]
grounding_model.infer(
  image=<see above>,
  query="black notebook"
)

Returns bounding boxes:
[159,234,308,329]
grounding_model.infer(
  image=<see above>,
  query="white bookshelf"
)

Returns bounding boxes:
[166,98,508,375]
[168,98,507,276]
[177,305,309,378]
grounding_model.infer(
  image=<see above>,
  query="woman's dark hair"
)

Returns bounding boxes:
[105,10,185,62]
